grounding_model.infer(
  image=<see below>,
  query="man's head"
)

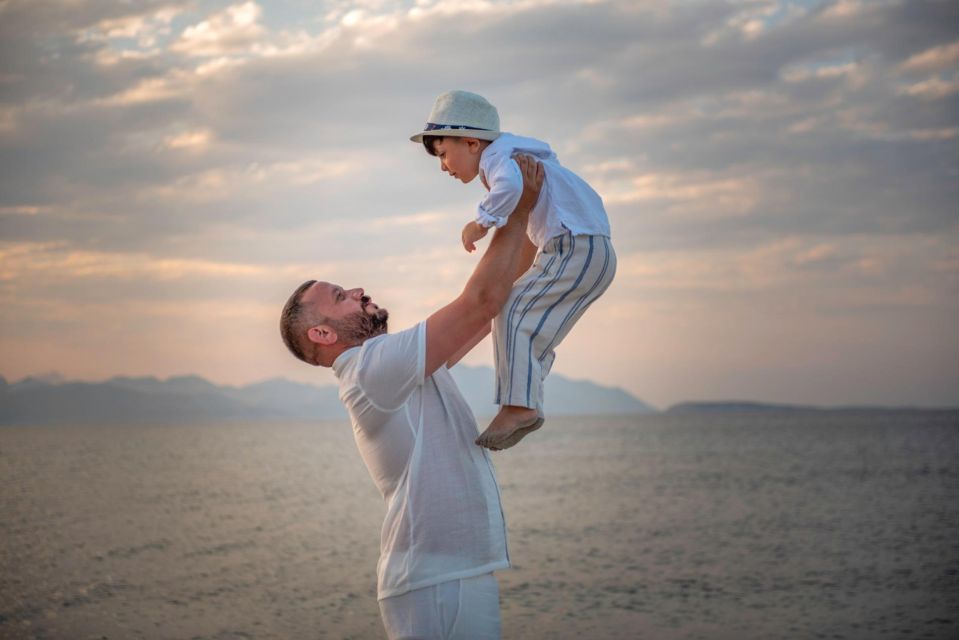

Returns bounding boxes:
[280,281,389,367]
[422,135,490,183]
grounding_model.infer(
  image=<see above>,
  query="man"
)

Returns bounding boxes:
[279,156,543,639]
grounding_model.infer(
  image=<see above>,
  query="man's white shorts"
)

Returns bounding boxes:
[378,572,501,640]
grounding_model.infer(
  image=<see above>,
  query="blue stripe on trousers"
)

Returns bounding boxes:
[505,234,577,404]
[495,244,562,404]
[498,243,562,400]
[524,236,596,407]
[537,236,613,361]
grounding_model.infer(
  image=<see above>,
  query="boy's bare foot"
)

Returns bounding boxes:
[475,406,544,450]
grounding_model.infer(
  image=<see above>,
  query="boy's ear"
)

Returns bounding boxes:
[465,137,483,153]
[307,324,337,346]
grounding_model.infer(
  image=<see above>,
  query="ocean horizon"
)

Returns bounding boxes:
[2,412,957,639]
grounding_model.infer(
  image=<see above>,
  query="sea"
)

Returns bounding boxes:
[1,412,957,640]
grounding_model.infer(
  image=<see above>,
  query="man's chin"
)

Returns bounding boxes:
[369,308,389,335]
[332,308,388,344]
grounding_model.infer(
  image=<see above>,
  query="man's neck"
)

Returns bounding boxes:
[323,331,387,367]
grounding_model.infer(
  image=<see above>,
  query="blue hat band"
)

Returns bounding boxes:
[424,122,493,132]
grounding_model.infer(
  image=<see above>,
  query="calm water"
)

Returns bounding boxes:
[1,413,957,639]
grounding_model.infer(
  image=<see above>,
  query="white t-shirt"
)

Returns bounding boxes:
[476,132,612,248]
[331,322,511,599]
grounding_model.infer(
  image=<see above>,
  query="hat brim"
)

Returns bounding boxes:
[410,128,500,143]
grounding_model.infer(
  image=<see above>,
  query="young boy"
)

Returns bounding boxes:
[410,90,616,451]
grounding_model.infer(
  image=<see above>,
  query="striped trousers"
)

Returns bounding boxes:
[493,231,617,412]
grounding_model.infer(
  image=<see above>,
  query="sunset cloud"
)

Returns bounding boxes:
[172,2,266,57]
[1,0,956,406]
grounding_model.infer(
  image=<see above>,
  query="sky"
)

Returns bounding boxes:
[0,0,957,409]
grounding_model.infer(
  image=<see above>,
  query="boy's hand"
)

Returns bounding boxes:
[462,221,489,253]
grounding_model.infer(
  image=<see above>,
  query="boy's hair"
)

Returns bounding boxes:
[421,135,491,157]
[422,135,441,156]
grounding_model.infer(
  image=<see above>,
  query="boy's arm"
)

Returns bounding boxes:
[425,156,544,376]
[475,154,526,230]
[461,220,489,253]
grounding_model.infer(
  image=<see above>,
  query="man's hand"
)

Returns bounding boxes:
[512,154,544,222]
[461,221,489,253]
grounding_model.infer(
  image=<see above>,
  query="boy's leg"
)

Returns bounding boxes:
[492,245,553,408]
[485,238,562,449]
[480,233,616,450]
[378,574,501,640]
[532,234,617,387]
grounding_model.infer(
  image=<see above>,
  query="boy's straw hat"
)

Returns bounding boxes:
[409,90,501,143]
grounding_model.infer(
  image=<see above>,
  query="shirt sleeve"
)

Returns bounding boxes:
[356,322,426,412]
[475,154,523,229]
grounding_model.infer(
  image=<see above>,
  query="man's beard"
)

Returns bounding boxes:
[330,308,389,345]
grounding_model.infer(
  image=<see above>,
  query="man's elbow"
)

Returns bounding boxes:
[472,287,507,322]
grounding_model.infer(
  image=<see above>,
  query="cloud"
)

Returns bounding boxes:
[172,2,266,57]
[897,74,959,100]
[0,241,268,282]
[1,0,957,405]
[79,4,183,53]
[899,39,959,72]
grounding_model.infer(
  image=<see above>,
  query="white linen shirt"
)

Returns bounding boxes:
[331,322,510,600]
[476,132,611,248]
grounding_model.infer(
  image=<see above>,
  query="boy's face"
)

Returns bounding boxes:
[433,137,482,183]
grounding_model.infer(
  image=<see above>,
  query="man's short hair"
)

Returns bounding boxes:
[280,280,320,365]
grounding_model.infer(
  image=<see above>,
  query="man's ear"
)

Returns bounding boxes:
[307,324,337,346]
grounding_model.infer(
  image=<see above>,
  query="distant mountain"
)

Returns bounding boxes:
[449,365,655,416]
[0,366,653,426]
[665,401,947,413]
[0,377,281,426]
[667,401,808,414]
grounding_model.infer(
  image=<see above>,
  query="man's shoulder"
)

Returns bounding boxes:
[352,323,425,370]
[346,323,427,412]
[332,332,393,376]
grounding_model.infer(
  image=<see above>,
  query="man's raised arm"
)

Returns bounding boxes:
[424,155,544,376]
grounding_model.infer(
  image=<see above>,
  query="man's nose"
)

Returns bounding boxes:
[350,288,364,298]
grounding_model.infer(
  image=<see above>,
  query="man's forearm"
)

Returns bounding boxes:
[421,157,542,376]
[463,212,528,314]
[513,236,538,282]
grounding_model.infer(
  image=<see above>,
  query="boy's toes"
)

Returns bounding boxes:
[475,431,491,448]
[475,428,502,450]
[476,418,543,451]
[495,417,545,450]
